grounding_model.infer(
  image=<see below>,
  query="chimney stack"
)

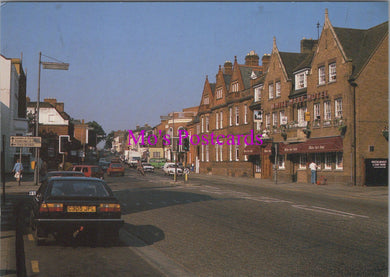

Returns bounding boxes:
[261,54,271,72]
[300,38,318,53]
[245,50,259,66]
[223,61,233,75]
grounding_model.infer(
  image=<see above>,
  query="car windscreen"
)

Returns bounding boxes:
[111,163,123,168]
[48,180,111,197]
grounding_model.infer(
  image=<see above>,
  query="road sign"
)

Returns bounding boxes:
[10,136,41,147]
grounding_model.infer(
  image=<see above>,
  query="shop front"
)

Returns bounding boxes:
[244,143,272,179]
[279,136,343,183]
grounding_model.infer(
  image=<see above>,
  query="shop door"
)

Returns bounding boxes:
[262,154,272,179]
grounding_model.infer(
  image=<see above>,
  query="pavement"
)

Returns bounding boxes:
[0,172,387,277]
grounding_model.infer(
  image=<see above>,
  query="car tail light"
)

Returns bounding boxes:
[99,203,121,212]
[39,203,63,213]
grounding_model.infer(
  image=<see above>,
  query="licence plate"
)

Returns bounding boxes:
[67,206,96,213]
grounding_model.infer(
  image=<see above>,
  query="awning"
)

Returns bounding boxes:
[243,145,261,155]
[279,136,343,154]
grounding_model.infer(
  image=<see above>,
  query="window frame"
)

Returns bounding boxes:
[318,66,326,85]
[329,63,336,82]
[324,101,331,121]
[268,83,274,100]
[275,81,281,98]
[335,98,343,118]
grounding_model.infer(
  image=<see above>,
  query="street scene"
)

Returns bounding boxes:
[2,162,388,276]
[1,2,388,277]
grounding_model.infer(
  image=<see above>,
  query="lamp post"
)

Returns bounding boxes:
[34,52,69,185]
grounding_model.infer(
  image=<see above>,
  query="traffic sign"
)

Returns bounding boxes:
[10,136,41,147]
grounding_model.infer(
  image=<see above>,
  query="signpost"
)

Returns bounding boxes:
[9,136,42,191]
[10,136,41,148]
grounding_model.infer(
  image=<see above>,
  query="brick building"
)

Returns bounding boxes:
[248,9,388,185]
[189,51,267,176]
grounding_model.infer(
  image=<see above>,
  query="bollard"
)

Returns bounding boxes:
[185,173,188,182]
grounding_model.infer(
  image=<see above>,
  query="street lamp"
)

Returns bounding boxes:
[35,52,69,185]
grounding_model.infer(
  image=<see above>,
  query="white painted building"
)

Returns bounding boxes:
[0,54,29,173]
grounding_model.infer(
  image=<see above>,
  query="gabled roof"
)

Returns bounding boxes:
[27,101,70,121]
[239,66,262,90]
[292,52,314,73]
[333,21,388,79]
[279,52,310,79]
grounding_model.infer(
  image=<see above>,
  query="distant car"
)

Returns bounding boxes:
[142,163,154,172]
[107,163,125,176]
[41,171,85,184]
[29,177,124,245]
[72,165,104,179]
[163,164,183,176]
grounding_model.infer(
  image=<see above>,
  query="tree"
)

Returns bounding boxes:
[87,121,106,147]
[105,131,115,149]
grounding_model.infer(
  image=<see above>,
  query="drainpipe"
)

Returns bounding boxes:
[349,78,357,186]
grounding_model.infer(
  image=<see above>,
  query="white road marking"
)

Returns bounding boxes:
[292,205,369,218]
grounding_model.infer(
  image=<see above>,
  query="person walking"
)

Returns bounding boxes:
[137,160,145,176]
[12,159,23,186]
[309,161,318,184]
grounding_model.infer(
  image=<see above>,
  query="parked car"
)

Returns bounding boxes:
[142,163,155,172]
[41,171,85,184]
[163,164,183,176]
[72,165,104,179]
[107,163,125,176]
[149,158,167,169]
[29,177,124,245]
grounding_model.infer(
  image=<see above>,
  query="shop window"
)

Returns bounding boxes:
[336,152,343,170]
[278,155,285,169]
[255,159,261,173]
[324,153,332,169]
[314,153,322,170]
[299,154,307,169]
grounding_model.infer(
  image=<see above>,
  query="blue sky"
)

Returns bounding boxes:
[1,2,388,134]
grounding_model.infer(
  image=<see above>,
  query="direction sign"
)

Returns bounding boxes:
[10,136,41,148]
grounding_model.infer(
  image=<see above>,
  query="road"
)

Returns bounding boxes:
[18,167,387,276]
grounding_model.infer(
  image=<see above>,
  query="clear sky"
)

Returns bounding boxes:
[1,2,388,134]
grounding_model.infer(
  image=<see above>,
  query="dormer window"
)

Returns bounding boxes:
[232,82,239,92]
[216,87,223,99]
[295,70,308,90]
[329,63,336,82]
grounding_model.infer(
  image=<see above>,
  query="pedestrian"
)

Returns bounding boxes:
[12,159,23,186]
[137,160,145,176]
[309,160,318,184]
